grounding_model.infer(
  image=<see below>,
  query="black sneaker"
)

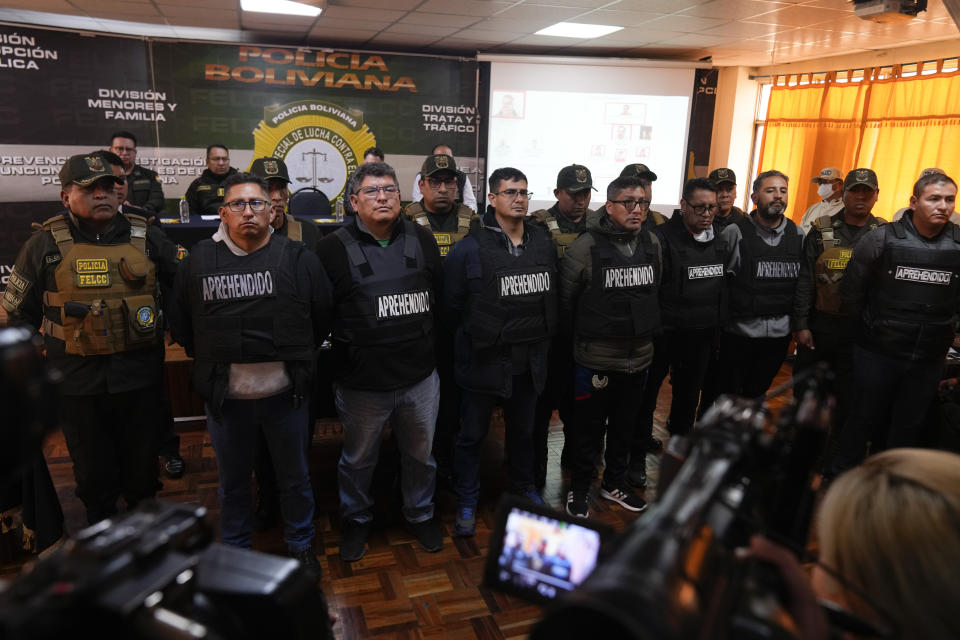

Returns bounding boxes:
[565,490,588,518]
[291,546,322,582]
[627,462,647,489]
[600,483,648,513]
[409,518,443,553]
[340,520,370,562]
[162,453,185,479]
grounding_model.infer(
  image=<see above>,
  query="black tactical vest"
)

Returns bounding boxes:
[189,235,314,364]
[463,224,556,349]
[332,220,434,347]
[863,221,960,359]
[576,230,660,339]
[658,221,729,329]
[729,216,802,317]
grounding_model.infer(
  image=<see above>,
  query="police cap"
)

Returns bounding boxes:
[619,163,658,181]
[59,154,122,187]
[708,167,737,187]
[421,154,461,178]
[843,168,879,191]
[249,157,291,184]
[556,164,595,192]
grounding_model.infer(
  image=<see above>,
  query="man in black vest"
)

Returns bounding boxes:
[2,154,182,525]
[559,175,661,518]
[792,168,884,435]
[443,167,557,535]
[631,178,730,487]
[250,156,321,254]
[828,172,960,475]
[317,162,445,562]
[170,172,332,580]
[185,144,238,215]
[108,130,165,214]
[717,170,804,400]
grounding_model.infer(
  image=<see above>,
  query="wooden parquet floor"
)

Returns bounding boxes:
[1,363,795,640]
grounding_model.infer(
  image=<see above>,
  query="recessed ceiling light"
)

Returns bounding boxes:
[535,22,623,38]
[241,0,322,17]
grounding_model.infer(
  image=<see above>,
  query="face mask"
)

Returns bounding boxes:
[817,183,834,199]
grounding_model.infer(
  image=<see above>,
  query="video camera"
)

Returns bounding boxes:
[0,326,333,640]
[486,367,837,640]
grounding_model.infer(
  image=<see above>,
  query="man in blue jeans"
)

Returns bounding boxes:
[317,161,445,562]
[443,167,558,535]
[171,172,332,580]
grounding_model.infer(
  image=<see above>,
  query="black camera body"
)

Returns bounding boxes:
[0,500,334,640]
[521,370,832,640]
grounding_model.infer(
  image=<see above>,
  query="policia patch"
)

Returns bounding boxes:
[75,258,110,287]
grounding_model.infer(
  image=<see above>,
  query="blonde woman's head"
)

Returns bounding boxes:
[815,448,960,639]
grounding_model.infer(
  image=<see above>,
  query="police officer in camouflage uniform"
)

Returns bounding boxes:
[404,154,474,258]
[528,164,595,482]
[792,168,884,436]
[1,153,182,525]
[109,130,166,215]
[185,144,238,215]
[709,167,745,234]
[403,153,474,482]
[250,156,321,254]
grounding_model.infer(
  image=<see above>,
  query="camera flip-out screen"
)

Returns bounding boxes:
[484,496,612,604]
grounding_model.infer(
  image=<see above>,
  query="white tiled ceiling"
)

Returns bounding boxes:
[0,0,956,66]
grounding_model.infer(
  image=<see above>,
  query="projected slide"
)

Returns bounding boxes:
[487,89,690,212]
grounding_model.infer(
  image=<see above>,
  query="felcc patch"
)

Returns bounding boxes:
[75,258,110,287]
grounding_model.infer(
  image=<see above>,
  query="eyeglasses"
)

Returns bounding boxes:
[355,185,399,198]
[493,189,532,200]
[224,199,268,213]
[426,176,457,189]
[687,203,720,215]
[609,199,646,210]
[111,146,135,153]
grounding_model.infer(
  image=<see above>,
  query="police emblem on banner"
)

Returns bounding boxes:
[252,100,377,202]
[136,305,156,329]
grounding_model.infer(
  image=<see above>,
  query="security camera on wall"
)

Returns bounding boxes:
[852,0,927,23]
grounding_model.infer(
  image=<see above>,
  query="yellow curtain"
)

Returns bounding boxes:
[758,69,960,222]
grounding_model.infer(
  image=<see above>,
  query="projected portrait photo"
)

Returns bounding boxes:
[493,91,524,118]
[612,124,632,143]
[590,144,605,158]
[604,101,646,124]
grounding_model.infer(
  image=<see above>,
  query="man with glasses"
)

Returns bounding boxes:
[316,162,445,562]
[617,164,667,231]
[2,154,182,525]
[716,170,804,400]
[250,156,321,254]
[631,178,731,488]
[185,144,237,215]
[559,176,661,518]
[443,167,557,535]
[404,154,475,258]
[170,172,332,581]
[410,144,478,212]
[108,130,165,215]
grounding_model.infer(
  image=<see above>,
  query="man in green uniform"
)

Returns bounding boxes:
[108,130,165,215]
[1,153,182,524]
[185,144,238,215]
[250,156,321,254]
[793,168,884,437]
[404,154,474,258]
[709,167,745,233]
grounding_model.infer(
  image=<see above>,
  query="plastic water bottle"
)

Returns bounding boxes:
[179,196,190,223]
